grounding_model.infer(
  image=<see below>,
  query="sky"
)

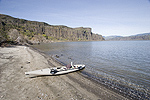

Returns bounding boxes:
[0,0,150,36]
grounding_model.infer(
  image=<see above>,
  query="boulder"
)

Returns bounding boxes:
[7,29,19,41]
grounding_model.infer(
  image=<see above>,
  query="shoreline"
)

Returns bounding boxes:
[0,45,128,100]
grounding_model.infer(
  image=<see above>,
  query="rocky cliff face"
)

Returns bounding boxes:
[0,14,104,45]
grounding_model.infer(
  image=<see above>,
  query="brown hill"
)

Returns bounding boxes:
[0,14,104,45]
[105,33,150,41]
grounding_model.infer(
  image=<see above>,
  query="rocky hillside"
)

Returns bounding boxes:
[103,36,123,40]
[0,14,104,45]
[104,33,150,41]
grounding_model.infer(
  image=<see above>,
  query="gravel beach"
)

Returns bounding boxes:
[0,46,128,100]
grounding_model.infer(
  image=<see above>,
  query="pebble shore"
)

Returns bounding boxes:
[0,46,128,100]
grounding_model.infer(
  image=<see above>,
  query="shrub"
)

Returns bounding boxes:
[42,34,48,39]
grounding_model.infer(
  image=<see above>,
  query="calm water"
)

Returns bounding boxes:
[33,41,150,99]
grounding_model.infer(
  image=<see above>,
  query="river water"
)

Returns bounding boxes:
[32,41,150,99]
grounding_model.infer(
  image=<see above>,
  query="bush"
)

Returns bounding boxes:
[42,34,48,39]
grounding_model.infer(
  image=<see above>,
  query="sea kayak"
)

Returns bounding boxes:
[25,63,85,77]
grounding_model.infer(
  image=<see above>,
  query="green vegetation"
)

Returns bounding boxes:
[42,34,48,39]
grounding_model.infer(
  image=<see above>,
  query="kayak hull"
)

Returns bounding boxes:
[25,64,85,77]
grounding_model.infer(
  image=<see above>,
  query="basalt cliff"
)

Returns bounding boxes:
[0,14,104,45]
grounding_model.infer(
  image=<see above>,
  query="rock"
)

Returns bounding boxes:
[26,61,30,64]
[55,55,59,58]
[7,29,19,41]
[68,57,72,60]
